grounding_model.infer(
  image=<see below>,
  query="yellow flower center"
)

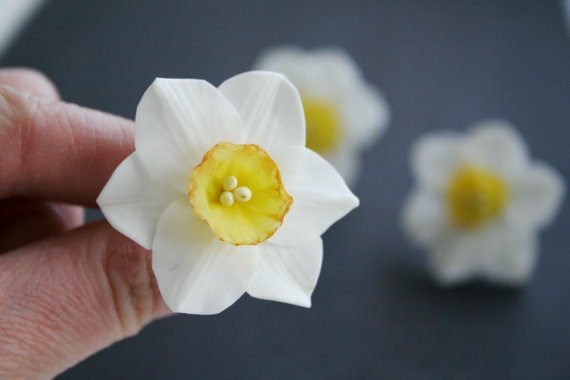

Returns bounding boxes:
[188,142,293,246]
[446,165,510,229]
[302,97,341,154]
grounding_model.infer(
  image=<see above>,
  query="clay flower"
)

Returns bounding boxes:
[97,72,359,314]
[402,120,565,286]
[254,46,390,186]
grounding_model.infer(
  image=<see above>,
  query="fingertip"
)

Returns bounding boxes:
[0,67,60,99]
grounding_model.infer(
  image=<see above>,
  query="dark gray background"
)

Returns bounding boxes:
[2,1,569,379]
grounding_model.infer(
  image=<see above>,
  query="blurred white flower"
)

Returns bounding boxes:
[97,72,358,314]
[402,120,565,286]
[254,46,390,186]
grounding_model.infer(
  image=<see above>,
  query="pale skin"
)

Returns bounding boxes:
[0,68,170,379]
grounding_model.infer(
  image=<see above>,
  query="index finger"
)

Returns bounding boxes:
[0,85,134,206]
[0,68,60,99]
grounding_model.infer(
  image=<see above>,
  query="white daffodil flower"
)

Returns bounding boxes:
[254,46,390,186]
[402,120,565,286]
[97,72,359,315]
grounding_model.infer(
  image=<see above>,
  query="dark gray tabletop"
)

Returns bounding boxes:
[2,1,569,379]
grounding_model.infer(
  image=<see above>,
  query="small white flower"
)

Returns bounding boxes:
[402,120,565,286]
[97,72,359,314]
[254,46,390,186]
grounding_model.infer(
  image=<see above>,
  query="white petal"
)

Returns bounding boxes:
[479,224,538,286]
[253,46,347,97]
[304,50,389,157]
[268,146,359,245]
[462,120,528,177]
[430,222,538,286]
[253,46,312,86]
[411,131,462,191]
[152,199,258,315]
[218,71,305,150]
[342,84,390,149]
[255,46,389,149]
[247,238,323,308]
[305,47,366,97]
[402,189,447,247]
[507,162,565,229]
[429,229,487,286]
[97,153,183,249]
[135,78,243,192]
[323,145,361,188]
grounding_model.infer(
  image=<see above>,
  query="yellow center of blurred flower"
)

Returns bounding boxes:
[446,165,509,229]
[188,142,293,246]
[302,97,341,154]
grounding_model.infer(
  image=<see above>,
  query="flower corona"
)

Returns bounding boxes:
[188,142,293,246]
[302,97,342,154]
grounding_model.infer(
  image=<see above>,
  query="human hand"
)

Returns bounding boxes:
[0,68,170,379]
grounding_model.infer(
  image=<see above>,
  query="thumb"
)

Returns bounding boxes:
[0,222,171,379]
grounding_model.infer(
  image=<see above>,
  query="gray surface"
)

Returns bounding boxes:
[2,1,569,378]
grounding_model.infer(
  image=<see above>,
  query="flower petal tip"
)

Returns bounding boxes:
[349,193,360,210]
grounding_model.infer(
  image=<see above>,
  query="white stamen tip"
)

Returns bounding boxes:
[234,186,252,202]
[220,191,235,207]
[223,176,238,191]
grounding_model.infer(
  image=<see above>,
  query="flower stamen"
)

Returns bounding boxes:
[223,176,238,191]
[234,186,252,202]
[220,191,235,207]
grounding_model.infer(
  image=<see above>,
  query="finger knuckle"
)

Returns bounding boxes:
[0,86,35,195]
